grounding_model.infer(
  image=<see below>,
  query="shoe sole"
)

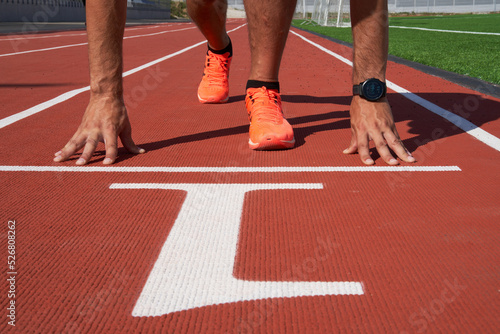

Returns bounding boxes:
[198,93,229,104]
[248,137,295,150]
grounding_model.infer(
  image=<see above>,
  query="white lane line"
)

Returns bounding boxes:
[123,26,196,40]
[387,83,500,152]
[0,87,90,130]
[290,30,500,153]
[389,26,500,36]
[0,32,87,41]
[0,23,179,42]
[0,42,88,57]
[0,166,461,173]
[0,26,197,58]
[0,23,247,129]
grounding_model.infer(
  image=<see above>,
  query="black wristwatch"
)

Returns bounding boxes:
[353,78,387,102]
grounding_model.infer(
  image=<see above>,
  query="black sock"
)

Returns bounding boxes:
[246,80,280,92]
[208,38,232,57]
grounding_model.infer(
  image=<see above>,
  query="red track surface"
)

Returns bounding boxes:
[1,19,499,333]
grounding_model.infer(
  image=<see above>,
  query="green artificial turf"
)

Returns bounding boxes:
[389,13,500,33]
[292,13,500,85]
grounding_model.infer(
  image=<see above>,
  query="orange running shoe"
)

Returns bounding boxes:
[197,50,231,104]
[245,87,295,150]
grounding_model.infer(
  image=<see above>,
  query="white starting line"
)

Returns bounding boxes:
[0,165,461,173]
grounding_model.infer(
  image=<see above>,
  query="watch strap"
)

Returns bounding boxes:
[352,84,361,96]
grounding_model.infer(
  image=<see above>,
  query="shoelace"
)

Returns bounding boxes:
[247,87,283,124]
[203,52,229,86]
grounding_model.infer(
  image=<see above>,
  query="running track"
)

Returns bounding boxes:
[1,19,499,333]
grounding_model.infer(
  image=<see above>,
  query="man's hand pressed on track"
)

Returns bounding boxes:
[53,0,145,165]
[53,94,144,165]
[343,96,415,165]
[345,0,416,165]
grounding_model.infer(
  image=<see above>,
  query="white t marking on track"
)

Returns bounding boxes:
[109,183,364,316]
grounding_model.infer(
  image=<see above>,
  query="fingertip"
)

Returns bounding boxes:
[388,158,399,165]
[343,146,356,154]
[407,155,416,163]
[54,150,62,157]
[103,158,114,165]
[76,158,86,165]
[363,158,374,165]
[54,151,68,162]
[123,142,144,155]
[129,146,145,154]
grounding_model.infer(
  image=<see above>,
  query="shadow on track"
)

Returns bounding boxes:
[78,92,500,164]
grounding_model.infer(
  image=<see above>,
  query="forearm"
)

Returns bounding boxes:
[86,0,127,96]
[350,0,388,83]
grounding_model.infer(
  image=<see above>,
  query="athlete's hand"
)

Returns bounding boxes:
[343,96,415,165]
[53,94,145,165]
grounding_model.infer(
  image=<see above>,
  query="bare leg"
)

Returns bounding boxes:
[244,0,297,82]
[187,0,230,50]
[243,0,296,150]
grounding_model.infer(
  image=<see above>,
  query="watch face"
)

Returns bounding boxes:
[362,79,385,101]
